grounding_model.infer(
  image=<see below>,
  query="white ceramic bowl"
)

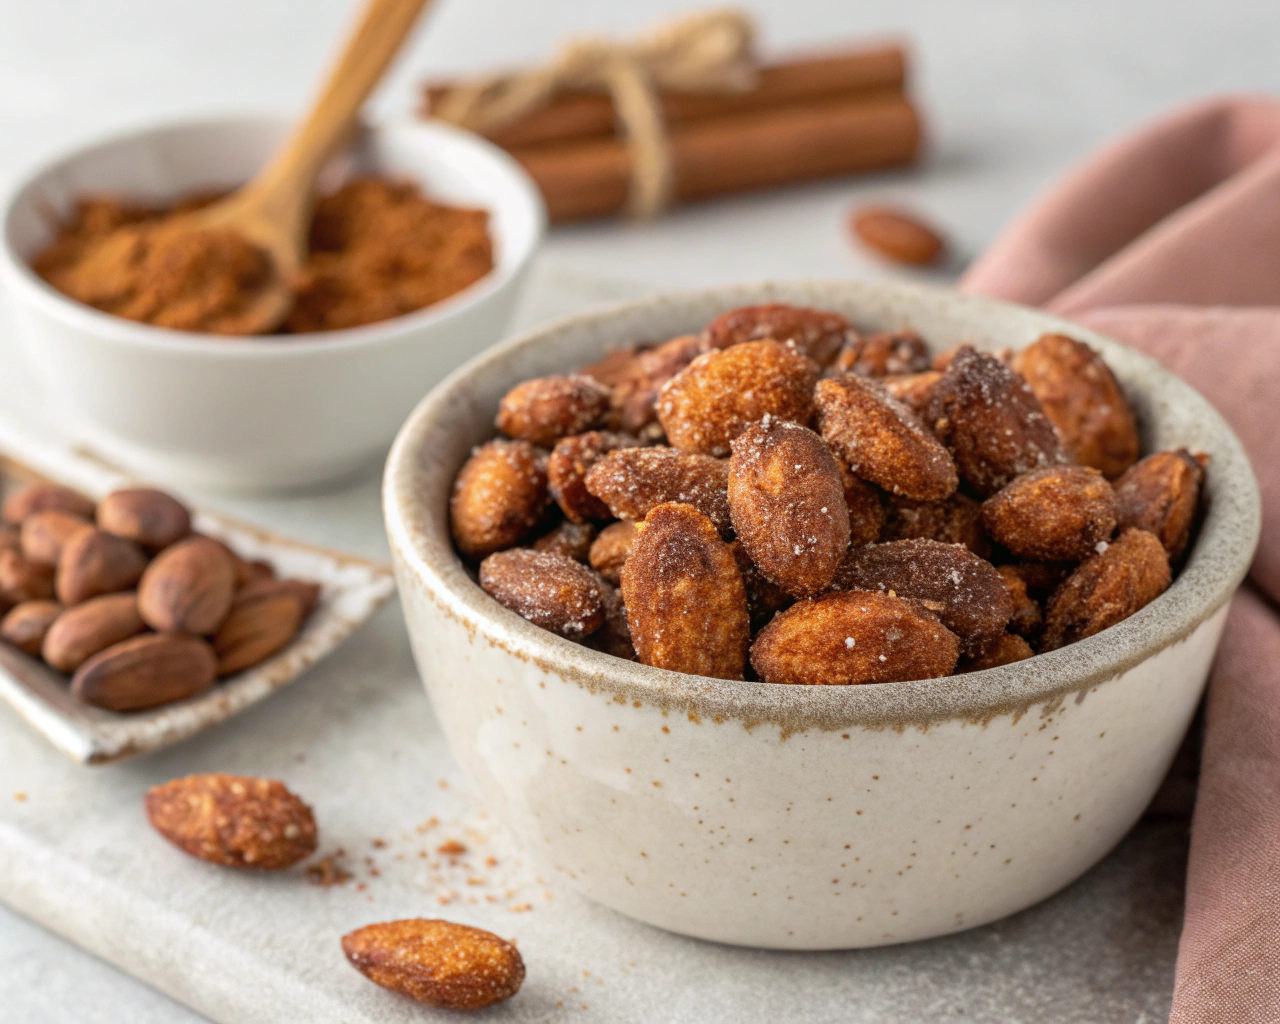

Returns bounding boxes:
[0,115,544,492]
[384,281,1260,950]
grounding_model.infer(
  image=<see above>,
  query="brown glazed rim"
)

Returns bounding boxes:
[383,281,1261,733]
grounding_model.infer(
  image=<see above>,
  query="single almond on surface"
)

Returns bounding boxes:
[341,918,525,1010]
[145,773,317,869]
[212,582,311,676]
[2,483,96,525]
[20,509,90,566]
[56,527,147,606]
[850,206,946,266]
[0,600,63,656]
[71,632,217,711]
[96,488,192,551]
[42,591,145,673]
[137,535,237,634]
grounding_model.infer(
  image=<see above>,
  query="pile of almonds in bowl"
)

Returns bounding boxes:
[0,482,319,710]
[450,302,1205,684]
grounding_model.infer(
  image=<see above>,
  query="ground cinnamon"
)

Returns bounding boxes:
[32,178,493,335]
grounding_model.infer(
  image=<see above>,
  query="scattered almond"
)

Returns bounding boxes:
[341,918,524,1010]
[96,488,192,551]
[42,591,145,673]
[0,600,63,656]
[850,206,946,266]
[145,773,317,869]
[56,527,147,606]
[137,535,237,634]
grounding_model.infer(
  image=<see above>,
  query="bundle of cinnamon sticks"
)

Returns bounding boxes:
[422,43,921,222]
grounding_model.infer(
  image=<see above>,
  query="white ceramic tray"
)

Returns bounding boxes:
[0,426,396,764]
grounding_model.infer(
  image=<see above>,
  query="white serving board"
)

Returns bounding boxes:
[0,268,1185,1023]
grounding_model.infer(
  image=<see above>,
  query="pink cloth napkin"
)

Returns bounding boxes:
[961,95,1280,1023]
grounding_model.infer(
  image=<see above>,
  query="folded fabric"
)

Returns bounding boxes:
[961,95,1280,1024]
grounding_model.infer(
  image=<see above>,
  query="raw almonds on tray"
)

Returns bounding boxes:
[0,482,318,711]
[449,304,1205,685]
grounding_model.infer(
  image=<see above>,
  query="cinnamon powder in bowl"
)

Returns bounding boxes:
[32,178,493,335]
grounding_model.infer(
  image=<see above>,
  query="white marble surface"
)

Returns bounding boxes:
[1,0,1277,1019]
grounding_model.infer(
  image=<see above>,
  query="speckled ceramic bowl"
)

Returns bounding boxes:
[383,281,1260,950]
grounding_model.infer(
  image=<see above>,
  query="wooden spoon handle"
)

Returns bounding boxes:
[242,0,434,218]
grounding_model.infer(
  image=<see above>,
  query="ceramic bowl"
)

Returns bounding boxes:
[383,281,1260,950]
[0,114,545,492]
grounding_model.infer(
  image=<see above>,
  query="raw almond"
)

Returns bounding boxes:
[2,483,95,525]
[341,918,525,1010]
[850,206,946,266]
[72,633,217,711]
[212,584,310,676]
[42,591,145,673]
[0,548,56,605]
[145,773,317,869]
[56,527,147,606]
[0,600,63,656]
[96,488,191,551]
[137,536,237,634]
[20,509,89,565]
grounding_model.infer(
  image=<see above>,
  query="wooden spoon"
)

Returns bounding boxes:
[188,0,435,334]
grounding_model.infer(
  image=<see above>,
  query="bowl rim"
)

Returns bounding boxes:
[383,280,1261,733]
[0,112,547,357]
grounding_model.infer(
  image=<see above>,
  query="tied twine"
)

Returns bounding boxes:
[433,9,758,218]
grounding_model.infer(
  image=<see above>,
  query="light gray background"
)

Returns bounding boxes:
[0,0,1276,1021]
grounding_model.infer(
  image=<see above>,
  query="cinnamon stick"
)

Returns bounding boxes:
[424,44,908,149]
[512,94,921,223]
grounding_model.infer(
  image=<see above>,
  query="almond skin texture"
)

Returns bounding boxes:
[588,580,638,661]
[925,347,1065,496]
[145,773,317,869]
[729,540,794,631]
[751,589,960,685]
[0,600,63,656]
[495,374,610,448]
[998,565,1044,638]
[963,632,1035,671]
[138,535,237,634]
[729,420,850,598]
[588,520,638,585]
[657,340,818,456]
[829,329,931,378]
[836,460,887,547]
[1113,449,1205,563]
[0,523,19,554]
[20,509,90,565]
[42,591,145,673]
[815,374,958,501]
[449,439,550,560]
[547,430,641,523]
[982,466,1118,562]
[882,370,943,416]
[341,919,524,1010]
[1013,334,1140,479]
[620,503,749,679]
[1041,529,1171,651]
[530,519,597,562]
[2,484,95,525]
[833,539,1012,657]
[212,584,307,676]
[851,206,946,266]
[96,488,192,551]
[605,334,707,432]
[0,548,56,605]
[55,527,147,606]
[479,548,605,640]
[702,303,851,367]
[584,446,732,536]
[880,492,992,559]
[72,633,218,711]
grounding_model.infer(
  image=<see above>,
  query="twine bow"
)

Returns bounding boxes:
[433,9,758,218]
